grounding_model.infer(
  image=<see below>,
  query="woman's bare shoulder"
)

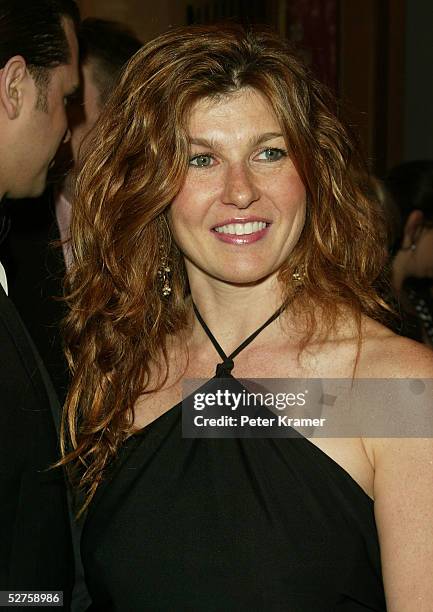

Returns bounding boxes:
[358,316,433,378]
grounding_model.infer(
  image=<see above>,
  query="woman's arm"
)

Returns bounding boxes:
[373,436,433,611]
[367,339,433,611]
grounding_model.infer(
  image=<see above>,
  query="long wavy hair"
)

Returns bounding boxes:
[61,24,389,511]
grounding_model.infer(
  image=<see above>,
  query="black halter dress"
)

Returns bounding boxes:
[81,306,386,611]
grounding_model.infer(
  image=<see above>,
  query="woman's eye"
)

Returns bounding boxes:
[189,154,214,167]
[256,148,287,162]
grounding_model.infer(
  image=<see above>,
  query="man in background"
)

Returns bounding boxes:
[1,18,142,402]
[0,0,79,604]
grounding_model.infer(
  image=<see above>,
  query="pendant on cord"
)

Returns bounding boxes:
[215,358,234,378]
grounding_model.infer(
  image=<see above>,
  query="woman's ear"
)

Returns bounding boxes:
[0,55,28,120]
[401,209,424,250]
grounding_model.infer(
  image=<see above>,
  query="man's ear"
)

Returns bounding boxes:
[401,209,424,249]
[0,55,28,119]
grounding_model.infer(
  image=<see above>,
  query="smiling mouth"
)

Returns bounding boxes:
[214,221,269,236]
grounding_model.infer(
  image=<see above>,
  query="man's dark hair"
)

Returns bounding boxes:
[79,18,142,103]
[0,0,80,109]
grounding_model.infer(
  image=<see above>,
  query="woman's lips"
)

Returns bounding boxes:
[212,220,270,244]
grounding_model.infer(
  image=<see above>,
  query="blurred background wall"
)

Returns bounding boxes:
[404,0,433,162]
[77,0,186,40]
[76,0,433,177]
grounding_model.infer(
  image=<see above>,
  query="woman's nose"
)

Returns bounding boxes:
[221,163,259,208]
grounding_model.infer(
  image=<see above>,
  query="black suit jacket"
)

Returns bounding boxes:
[0,192,69,403]
[0,194,89,611]
[0,283,74,606]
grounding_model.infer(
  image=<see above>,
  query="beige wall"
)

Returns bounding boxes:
[77,0,188,41]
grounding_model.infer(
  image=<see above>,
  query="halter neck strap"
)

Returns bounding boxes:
[192,301,287,377]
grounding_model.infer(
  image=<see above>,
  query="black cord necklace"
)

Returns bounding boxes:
[192,301,287,378]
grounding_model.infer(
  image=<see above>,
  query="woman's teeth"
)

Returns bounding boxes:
[214,221,267,235]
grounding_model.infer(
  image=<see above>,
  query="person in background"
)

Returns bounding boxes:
[0,18,142,402]
[0,0,79,604]
[59,17,143,267]
[385,160,433,347]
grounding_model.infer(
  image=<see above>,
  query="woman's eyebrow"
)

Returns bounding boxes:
[188,132,285,149]
[188,137,216,148]
[250,132,285,146]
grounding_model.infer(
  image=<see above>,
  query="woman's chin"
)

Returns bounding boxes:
[209,266,278,286]
[184,256,282,286]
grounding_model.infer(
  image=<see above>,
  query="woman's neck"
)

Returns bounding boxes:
[188,272,291,356]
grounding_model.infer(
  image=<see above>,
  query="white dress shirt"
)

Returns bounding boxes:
[0,260,8,295]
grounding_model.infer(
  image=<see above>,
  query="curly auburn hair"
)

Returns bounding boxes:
[61,23,389,511]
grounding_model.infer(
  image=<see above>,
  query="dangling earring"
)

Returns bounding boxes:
[157,247,172,297]
[292,266,306,285]
[401,241,417,252]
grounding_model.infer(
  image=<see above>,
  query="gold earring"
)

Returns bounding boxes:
[292,266,306,284]
[157,248,172,297]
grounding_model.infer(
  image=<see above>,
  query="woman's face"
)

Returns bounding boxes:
[168,87,306,286]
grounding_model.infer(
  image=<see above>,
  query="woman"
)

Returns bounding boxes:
[62,25,433,610]
[385,160,433,347]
